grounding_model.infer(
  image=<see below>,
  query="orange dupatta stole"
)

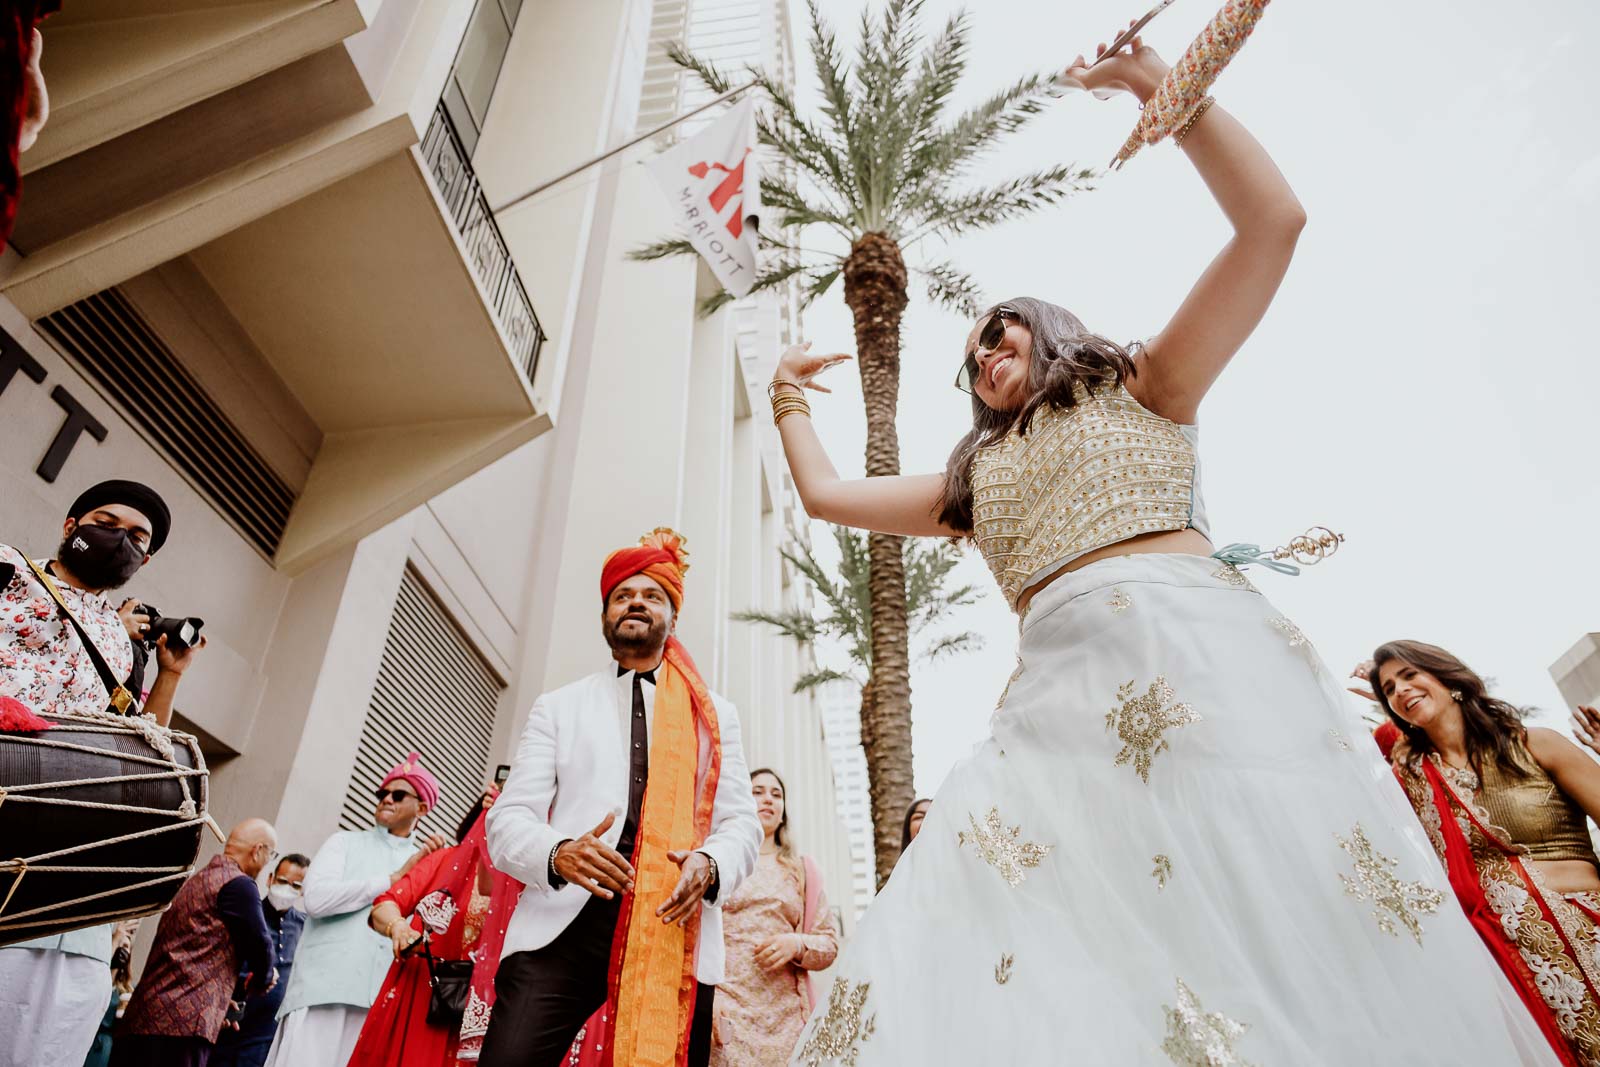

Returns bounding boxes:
[601,636,721,1066]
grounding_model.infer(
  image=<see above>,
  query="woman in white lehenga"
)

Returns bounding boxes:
[765,30,1559,1067]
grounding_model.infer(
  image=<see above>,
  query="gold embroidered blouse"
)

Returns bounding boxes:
[1479,742,1600,866]
[971,379,1208,609]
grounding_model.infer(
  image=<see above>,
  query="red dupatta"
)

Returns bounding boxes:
[1395,751,1596,1067]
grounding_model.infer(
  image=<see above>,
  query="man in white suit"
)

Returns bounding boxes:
[481,529,761,1067]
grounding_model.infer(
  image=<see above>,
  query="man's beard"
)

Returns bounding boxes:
[604,611,668,655]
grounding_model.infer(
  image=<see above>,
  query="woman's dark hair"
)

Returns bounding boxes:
[750,767,801,877]
[1369,640,1533,780]
[936,297,1137,533]
[456,793,491,844]
[900,798,931,855]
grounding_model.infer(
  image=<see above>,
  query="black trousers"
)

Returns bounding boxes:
[108,1033,213,1067]
[477,895,715,1067]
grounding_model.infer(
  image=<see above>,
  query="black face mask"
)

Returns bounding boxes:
[58,522,145,591]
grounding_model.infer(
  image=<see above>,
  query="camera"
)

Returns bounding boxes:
[138,604,205,651]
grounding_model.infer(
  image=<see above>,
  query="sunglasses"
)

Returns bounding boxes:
[374,788,417,803]
[955,307,1020,393]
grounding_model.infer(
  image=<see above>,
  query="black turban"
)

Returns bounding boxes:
[67,480,172,554]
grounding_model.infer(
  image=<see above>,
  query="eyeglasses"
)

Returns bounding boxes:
[955,307,1019,394]
[374,788,417,803]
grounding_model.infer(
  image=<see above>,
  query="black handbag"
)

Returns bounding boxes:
[422,942,474,1028]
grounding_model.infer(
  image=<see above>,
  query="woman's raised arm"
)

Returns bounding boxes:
[1065,35,1306,424]
[771,344,960,538]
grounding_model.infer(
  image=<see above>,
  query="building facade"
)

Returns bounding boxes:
[1,0,852,950]
[820,680,878,920]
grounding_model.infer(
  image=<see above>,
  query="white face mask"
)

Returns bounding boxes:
[266,884,300,912]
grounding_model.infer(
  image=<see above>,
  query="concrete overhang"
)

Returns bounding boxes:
[185,150,547,574]
[27,0,369,173]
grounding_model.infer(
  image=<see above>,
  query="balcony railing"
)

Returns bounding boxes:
[421,102,545,385]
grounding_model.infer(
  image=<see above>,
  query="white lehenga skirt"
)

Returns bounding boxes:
[791,553,1557,1066]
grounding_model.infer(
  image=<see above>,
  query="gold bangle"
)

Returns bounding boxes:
[768,379,804,402]
[772,395,811,426]
[1173,95,1215,148]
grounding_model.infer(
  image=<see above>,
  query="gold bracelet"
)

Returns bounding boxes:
[768,379,804,402]
[772,395,811,426]
[1173,95,1216,148]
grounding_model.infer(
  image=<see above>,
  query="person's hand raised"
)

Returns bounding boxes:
[1571,706,1600,759]
[1059,21,1169,103]
[773,342,851,394]
[554,812,635,900]
[1347,659,1378,703]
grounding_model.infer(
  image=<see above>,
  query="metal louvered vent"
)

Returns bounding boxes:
[35,288,296,557]
[339,566,505,839]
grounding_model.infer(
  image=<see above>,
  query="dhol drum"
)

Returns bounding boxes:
[0,709,211,946]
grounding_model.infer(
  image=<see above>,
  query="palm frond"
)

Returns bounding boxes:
[732,608,821,643]
[912,261,984,317]
[667,40,734,95]
[806,1,856,156]
[801,266,843,308]
[907,165,1098,240]
[793,667,860,694]
[628,237,697,263]
[920,631,985,663]
[696,259,809,318]
[910,71,1061,183]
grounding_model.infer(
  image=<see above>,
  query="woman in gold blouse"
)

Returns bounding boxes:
[765,20,1550,1067]
[1368,639,1600,1066]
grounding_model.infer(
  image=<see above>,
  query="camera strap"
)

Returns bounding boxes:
[22,556,137,715]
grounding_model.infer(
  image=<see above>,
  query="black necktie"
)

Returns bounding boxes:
[615,667,654,861]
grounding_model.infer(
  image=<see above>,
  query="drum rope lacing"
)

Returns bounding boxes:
[0,708,219,935]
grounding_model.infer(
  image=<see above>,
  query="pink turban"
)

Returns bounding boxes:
[381,751,442,811]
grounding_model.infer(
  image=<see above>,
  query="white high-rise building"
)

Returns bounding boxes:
[821,680,877,920]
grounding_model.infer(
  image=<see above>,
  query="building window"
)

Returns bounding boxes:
[443,0,524,156]
[339,566,506,837]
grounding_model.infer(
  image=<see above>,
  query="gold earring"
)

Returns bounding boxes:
[1449,689,1463,702]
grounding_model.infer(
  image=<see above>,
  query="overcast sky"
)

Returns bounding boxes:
[786,0,1600,794]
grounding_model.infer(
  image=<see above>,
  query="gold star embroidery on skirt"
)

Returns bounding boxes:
[1335,822,1444,945]
[1152,854,1173,890]
[994,953,1014,985]
[1212,563,1255,591]
[1106,677,1201,784]
[958,806,1052,887]
[1162,978,1255,1066]
[1107,589,1133,613]
[797,978,876,1066]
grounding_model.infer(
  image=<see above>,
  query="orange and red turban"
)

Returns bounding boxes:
[600,528,690,613]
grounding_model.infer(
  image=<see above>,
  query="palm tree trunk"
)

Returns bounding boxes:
[842,231,913,888]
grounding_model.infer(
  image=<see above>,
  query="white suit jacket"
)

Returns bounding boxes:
[487,662,762,984]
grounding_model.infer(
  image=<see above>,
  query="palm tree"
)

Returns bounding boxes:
[735,525,983,884]
[638,0,1093,886]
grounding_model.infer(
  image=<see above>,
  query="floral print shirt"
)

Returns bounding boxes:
[0,543,134,717]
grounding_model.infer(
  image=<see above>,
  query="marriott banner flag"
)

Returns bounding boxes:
[646,95,761,298]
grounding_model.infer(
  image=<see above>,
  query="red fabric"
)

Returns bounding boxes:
[119,855,247,1042]
[1372,721,1400,759]
[1404,759,1583,1067]
[600,528,690,613]
[0,0,55,249]
[600,546,684,612]
[594,634,722,1067]
[350,812,518,1067]
[0,694,50,732]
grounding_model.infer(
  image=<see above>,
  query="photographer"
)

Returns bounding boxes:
[0,479,209,1067]
[0,478,206,729]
